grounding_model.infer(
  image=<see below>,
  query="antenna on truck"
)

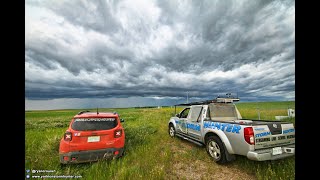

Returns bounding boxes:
[97,107,99,115]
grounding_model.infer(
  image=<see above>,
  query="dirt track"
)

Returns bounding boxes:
[166,139,256,180]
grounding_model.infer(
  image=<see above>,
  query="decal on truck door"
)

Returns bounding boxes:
[176,108,190,134]
[187,123,201,131]
[186,106,203,140]
[175,120,202,131]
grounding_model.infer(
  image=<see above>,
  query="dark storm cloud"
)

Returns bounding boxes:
[154,0,294,72]
[25,0,295,106]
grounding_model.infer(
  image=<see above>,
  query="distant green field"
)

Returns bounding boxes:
[25,101,295,180]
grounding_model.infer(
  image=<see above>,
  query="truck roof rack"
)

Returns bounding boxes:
[77,110,90,115]
[175,98,240,106]
[216,97,240,103]
[175,94,240,106]
[175,99,216,106]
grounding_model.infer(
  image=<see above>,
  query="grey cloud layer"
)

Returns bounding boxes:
[25,0,295,101]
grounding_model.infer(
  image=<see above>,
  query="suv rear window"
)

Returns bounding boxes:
[71,118,118,131]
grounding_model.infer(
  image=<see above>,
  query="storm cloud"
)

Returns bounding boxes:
[25,0,295,109]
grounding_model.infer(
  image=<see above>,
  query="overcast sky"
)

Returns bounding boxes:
[25,0,295,110]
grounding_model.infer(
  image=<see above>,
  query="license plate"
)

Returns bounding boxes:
[87,136,100,142]
[272,147,282,155]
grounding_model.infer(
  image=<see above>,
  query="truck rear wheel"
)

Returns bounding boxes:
[206,136,227,164]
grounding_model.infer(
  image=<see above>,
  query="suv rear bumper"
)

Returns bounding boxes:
[59,147,124,164]
[247,144,295,161]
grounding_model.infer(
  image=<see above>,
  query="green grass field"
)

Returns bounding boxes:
[25,101,295,180]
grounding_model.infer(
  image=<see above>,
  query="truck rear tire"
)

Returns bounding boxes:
[206,136,227,164]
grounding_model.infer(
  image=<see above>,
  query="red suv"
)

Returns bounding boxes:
[59,111,125,164]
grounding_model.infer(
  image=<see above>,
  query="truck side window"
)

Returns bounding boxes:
[190,106,202,122]
[180,108,190,118]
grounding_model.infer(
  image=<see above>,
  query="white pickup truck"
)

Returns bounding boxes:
[168,97,295,164]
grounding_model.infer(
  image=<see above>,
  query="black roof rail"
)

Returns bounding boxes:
[77,110,90,115]
[175,99,217,106]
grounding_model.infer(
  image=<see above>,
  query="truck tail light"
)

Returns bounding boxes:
[64,131,72,141]
[244,127,255,145]
[114,129,122,138]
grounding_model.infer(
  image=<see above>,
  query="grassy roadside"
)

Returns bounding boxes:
[25,101,295,179]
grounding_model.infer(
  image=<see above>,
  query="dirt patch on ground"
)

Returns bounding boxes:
[171,161,256,180]
[166,139,256,180]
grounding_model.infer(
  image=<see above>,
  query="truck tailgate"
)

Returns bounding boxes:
[253,123,295,150]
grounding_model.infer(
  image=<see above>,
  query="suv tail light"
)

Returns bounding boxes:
[114,129,122,138]
[244,127,255,145]
[64,131,72,141]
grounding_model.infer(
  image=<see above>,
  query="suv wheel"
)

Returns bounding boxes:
[169,124,176,137]
[206,136,227,164]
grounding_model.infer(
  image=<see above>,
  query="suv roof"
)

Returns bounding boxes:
[74,111,119,118]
